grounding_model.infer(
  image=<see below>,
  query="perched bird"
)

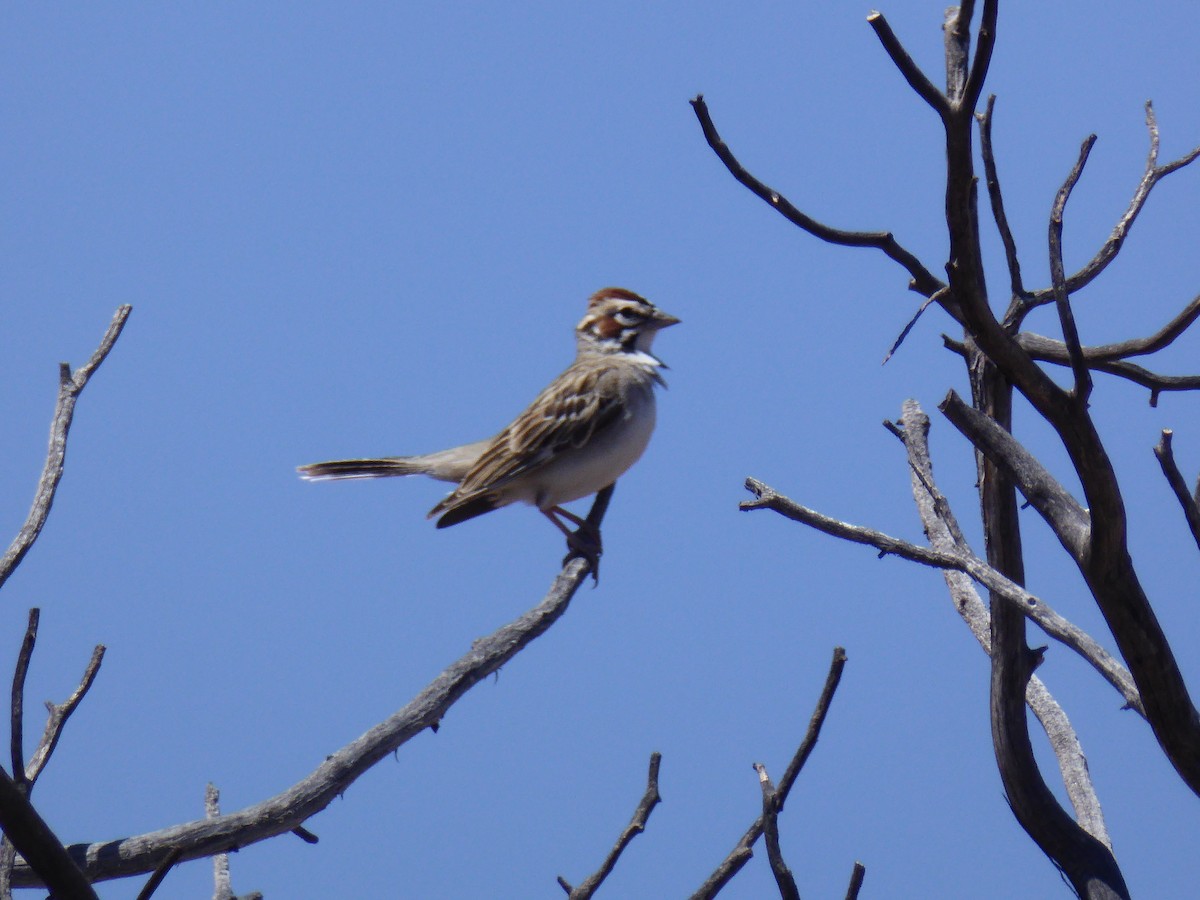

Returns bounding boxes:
[298,287,679,556]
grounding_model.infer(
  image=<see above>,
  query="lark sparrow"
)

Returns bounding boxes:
[298,287,679,551]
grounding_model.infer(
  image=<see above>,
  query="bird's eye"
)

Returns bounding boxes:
[613,309,646,327]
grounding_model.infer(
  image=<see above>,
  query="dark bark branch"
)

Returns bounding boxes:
[978,96,1026,299]
[688,94,949,304]
[9,610,38,792]
[867,11,949,116]
[752,764,799,900]
[939,390,1090,558]
[1049,135,1099,402]
[0,306,132,594]
[1018,338,1200,406]
[558,752,662,900]
[9,517,605,887]
[134,849,182,900]
[844,861,866,900]
[1024,102,1200,311]
[691,647,847,900]
[742,477,1141,715]
[1155,430,1200,552]
[962,0,998,112]
[0,767,96,898]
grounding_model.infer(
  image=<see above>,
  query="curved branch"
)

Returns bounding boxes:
[978,95,1026,300]
[1049,134,1099,402]
[10,550,601,887]
[0,305,132,594]
[741,478,1142,715]
[1024,103,1200,311]
[688,94,949,304]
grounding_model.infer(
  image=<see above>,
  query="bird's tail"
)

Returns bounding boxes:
[296,457,429,481]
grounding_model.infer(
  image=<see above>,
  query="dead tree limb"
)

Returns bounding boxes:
[691,647,847,899]
[557,752,662,899]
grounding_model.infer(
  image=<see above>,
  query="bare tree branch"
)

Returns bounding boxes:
[0,766,96,898]
[10,535,604,887]
[688,94,949,303]
[939,390,1090,558]
[1155,430,1200,552]
[134,848,182,900]
[0,305,132,594]
[691,647,847,900]
[896,400,1112,846]
[866,11,949,116]
[9,610,38,792]
[558,752,662,899]
[741,477,1141,715]
[962,0,998,112]
[1022,102,1200,312]
[26,643,105,786]
[978,95,1026,300]
[844,861,867,900]
[1008,337,1200,406]
[752,763,799,900]
[1049,134,1099,402]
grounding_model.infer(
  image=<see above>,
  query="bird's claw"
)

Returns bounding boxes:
[562,524,603,585]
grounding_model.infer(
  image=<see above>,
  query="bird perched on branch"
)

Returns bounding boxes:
[298,287,679,562]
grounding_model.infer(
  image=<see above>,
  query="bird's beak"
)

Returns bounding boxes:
[652,311,681,329]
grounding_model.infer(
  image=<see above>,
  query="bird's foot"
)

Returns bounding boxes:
[562,521,603,585]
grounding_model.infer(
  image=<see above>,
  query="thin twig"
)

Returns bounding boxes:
[1049,134,1098,403]
[977,96,1026,300]
[689,94,948,303]
[1154,430,1200,552]
[558,752,662,899]
[25,644,105,785]
[883,290,945,364]
[754,763,800,900]
[691,648,847,899]
[134,848,183,900]
[0,306,132,594]
[9,610,39,791]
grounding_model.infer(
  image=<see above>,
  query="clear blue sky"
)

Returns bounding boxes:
[2,3,1199,897]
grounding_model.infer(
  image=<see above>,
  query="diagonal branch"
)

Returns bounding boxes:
[962,0,998,111]
[0,305,132,594]
[689,94,949,304]
[753,763,800,900]
[9,513,607,888]
[939,390,1090,558]
[1049,134,1099,402]
[691,647,847,900]
[741,477,1142,715]
[1154,430,1200,552]
[25,644,105,786]
[558,753,662,899]
[866,11,949,116]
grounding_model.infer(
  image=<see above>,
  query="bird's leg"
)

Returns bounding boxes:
[545,506,604,583]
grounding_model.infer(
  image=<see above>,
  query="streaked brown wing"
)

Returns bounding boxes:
[429,362,622,517]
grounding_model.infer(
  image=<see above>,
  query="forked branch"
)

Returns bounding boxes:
[557,752,662,899]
